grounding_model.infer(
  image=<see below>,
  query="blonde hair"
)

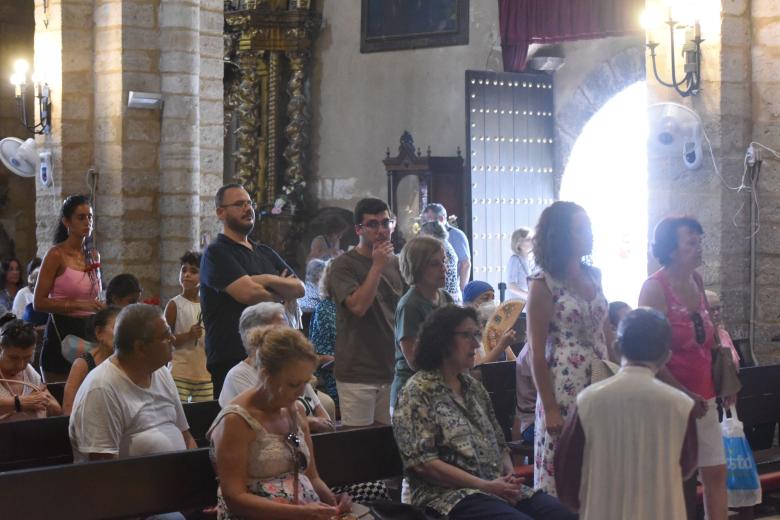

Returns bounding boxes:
[399,236,444,285]
[511,227,532,254]
[252,327,317,375]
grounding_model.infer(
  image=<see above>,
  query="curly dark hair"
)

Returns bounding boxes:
[180,250,202,268]
[416,305,478,371]
[651,216,704,267]
[533,201,589,278]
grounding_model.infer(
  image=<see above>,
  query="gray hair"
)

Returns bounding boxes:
[422,203,447,221]
[420,220,449,241]
[114,303,162,355]
[239,302,286,352]
[399,236,444,286]
[305,258,327,285]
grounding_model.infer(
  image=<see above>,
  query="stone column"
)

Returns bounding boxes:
[645,0,752,353]
[199,0,224,245]
[158,0,201,299]
[751,0,780,364]
[34,0,96,255]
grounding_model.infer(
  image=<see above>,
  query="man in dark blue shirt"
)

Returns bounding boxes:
[200,184,304,396]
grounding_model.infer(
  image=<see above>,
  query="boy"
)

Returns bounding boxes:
[165,251,213,402]
[555,308,698,520]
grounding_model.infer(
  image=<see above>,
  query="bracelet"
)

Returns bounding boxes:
[14,395,21,413]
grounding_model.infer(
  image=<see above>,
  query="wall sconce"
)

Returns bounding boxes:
[9,59,51,135]
[643,8,703,97]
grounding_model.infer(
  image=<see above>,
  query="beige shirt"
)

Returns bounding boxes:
[556,366,695,520]
[170,295,210,382]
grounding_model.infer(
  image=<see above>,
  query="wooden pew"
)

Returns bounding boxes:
[0,425,403,519]
[0,399,221,472]
[472,360,516,441]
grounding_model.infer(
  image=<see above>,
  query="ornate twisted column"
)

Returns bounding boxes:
[282,50,309,210]
[234,50,263,195]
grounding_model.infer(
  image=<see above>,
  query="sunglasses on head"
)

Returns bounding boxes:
[285,432,307,470]
[691,312,706,345]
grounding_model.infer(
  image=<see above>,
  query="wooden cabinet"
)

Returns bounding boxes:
[383,131,467,242]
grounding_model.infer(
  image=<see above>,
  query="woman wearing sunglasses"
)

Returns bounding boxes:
[207,327,351,520]
[638,215,728,520]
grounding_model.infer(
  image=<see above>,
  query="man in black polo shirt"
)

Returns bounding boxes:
[200,184,304,396]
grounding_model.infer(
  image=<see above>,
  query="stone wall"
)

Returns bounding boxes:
[33,0,222,301]
[752,0,780,364]
[0,0,36,264]
[310,1,502,211]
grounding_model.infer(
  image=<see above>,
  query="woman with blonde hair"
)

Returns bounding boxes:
[391,235,452,412]
[507,227,534,301]
[208,327,350,519]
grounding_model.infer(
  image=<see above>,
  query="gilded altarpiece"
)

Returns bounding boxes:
[224,1,320,270]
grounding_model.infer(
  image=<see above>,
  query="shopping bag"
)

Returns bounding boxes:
[721,405,762,507]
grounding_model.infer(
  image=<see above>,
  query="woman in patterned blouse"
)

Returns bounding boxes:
[392,305,575,520]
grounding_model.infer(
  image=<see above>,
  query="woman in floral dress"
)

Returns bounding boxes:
[525,201,609,495]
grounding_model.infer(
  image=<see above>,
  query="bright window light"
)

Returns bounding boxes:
[560,81,648,306]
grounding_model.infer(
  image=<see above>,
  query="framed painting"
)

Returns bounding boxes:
[360,0,469,53]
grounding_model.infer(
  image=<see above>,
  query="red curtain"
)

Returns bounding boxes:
[499,0,644,72]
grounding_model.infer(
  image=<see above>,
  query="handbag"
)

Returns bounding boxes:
[51,314,95,364]
[692,274,741,398]
[721,405,762,507]
[711,336,742,398]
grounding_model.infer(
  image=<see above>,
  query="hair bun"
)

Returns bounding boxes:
[0,312,18,329]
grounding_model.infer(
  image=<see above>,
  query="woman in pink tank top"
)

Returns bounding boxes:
[34,195,104,382]
[639,216,728,520]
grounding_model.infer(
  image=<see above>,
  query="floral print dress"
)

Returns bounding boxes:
[532,268,608,495]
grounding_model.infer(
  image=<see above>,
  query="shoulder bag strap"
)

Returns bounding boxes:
[286,407,300,504]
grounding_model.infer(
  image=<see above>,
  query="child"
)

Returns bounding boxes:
[555,308,698,520]
[62,306,120,414]
[164,251,212,402]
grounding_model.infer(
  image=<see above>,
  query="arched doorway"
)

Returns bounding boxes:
[560,81,648,305]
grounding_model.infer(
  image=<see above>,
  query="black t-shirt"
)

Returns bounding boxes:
[200,233,290,368]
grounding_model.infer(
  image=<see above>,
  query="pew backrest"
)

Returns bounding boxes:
[0,425,403,519]
[0,399,221,472]
[0,448,217,520]
[736,364,780,427]
[474,360,516,441]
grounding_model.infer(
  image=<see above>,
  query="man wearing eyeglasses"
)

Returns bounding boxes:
[326,198,405,427]
[200,184,304,397]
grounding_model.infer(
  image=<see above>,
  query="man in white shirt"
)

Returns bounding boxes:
[555,308,698,520]
[69,304,197,463]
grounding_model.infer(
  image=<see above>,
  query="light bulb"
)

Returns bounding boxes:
[13,59,29,76]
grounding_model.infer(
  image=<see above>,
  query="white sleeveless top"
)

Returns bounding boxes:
[170,295,210,382]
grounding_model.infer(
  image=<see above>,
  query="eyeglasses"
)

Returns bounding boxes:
[358,218,396,230]
[691,312,706,345]
[284,431,308,470]
[453,330,482,342]
[220,200,256,210]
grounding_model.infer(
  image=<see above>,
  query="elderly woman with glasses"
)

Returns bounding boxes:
[392,305,575,520]
[638,215,729,520]
[208,327,351,520]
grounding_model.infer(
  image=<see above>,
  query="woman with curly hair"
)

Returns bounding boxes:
[392,305,575,519]
[525,201,609,495]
